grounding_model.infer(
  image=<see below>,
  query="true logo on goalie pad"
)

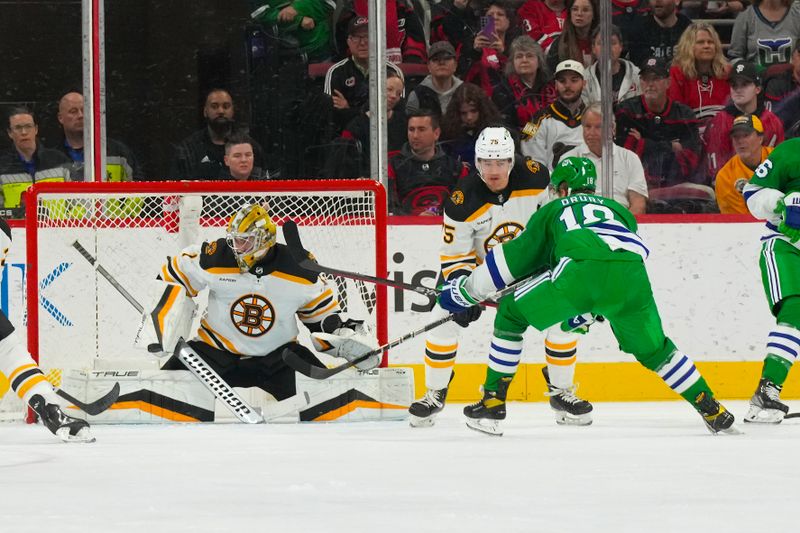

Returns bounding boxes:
[230,294,275,336]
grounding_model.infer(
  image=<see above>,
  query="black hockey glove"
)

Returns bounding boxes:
[453,305,482,328]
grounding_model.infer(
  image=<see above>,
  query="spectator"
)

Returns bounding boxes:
[582,25,641,106]
[763,40,800,107]
[715,115,773,214]
[560,101,649,213]
[250,0,335,62]
[324,17,404,130]
[406,41,463,116]
[440,82,503,165]
[170,89,264,180]
[616,56,702,189]
[0,107,71,214]
[668,22,731,128]
[223,135,269,181]
[773,86,800,138]
[521,59,587,170]
[56,92,143,182]
[728,0,800,70]
[461,0,518,96]
[680,1,746,43]
[332,70,407,178]
[626,0,692,68]
[612,0,651,55]
[492,35,557,130]
[703,62,784,181]
[429,0,482,64]
[518,0,568,55]
[546,0,598,72]
[388,110,469,215]
[334,0,426,64]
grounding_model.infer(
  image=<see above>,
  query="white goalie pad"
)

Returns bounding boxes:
[60,368,215,424]
[296,367,414,422]
[311,328,380,370]
[135,282,198,355]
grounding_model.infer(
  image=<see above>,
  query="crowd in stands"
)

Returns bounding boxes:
[4,0,800,216]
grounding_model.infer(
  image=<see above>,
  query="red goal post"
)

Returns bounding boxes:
[24,179,388,379]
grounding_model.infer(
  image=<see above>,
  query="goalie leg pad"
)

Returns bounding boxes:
[295,367,414,422]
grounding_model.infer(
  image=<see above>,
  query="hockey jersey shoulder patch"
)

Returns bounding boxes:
[259,244,319,284]
[444,173,493,222]
[199,238,239,271]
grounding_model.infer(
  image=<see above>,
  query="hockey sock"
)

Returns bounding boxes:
[543,326,578,389]
[760,299,800,385]
[0,332,58,405]
[656,350,712,405]
[424,334,459,391]
[484,330,523,392]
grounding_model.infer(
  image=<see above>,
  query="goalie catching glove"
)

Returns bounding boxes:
[310,316,381,370]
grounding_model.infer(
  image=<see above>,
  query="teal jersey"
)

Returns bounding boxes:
[495,193,646,282]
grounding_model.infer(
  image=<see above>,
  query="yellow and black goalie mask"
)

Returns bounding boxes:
[226,204,277,271]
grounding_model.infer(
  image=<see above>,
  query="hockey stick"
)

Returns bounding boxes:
[176,339,264,424]
[56,382,121,416]
[72,240,144,314]
[282,277,526,380]
[784,412,800,419]
[282,220,497,307]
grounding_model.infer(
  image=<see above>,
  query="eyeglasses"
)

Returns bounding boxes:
[9,123,35,133]
[348,34,369,43]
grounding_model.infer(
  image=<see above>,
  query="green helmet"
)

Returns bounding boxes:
[551,157,597,194]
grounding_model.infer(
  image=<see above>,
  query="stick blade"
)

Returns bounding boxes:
[282,349,346,380]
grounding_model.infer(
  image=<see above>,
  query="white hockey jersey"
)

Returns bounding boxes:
[439,160,551,280]
[160,239,339,357]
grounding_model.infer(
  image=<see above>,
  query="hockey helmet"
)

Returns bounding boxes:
[475,127,515,169]
[226,204,277,271]
[551,157,597,195]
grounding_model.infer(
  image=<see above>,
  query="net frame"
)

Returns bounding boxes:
[23,179,388,397]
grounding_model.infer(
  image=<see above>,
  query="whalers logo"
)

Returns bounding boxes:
[484,222,524,252]
[230,294,275,336]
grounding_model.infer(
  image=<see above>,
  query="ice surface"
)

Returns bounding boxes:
[0,400,797,533]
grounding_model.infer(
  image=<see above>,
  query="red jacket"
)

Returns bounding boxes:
[518,0,567,53]
[668,65,731,127]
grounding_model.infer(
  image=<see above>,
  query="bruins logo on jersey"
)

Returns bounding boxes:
[484,222,524,252]
[230,294,275,337]
[526,159,540,174]
[450,189,464,205]
[205,241,218,255]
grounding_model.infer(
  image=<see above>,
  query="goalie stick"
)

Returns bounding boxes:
[281,220,497,306]
[56,382,121,416]
[72,240,144,313]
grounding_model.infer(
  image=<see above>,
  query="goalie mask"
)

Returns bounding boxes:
[550,157,597,197]
[474,127,515,191]
[226,204,277,271]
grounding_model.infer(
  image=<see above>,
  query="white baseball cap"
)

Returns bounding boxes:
[555,59,585,79]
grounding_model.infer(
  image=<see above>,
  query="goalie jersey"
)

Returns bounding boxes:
[439,159,550,280]
[160,239,340,357]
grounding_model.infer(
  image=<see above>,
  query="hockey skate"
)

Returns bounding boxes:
[463,377,512,436]
[694,391,740,435]
[408,372,453,427]
[542,367,593,426]
[29,394,95,443]
[744,378,790,424]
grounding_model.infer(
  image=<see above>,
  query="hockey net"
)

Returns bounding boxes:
[1,180,387,421]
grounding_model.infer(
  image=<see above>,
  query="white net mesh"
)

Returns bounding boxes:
[2,181,386,421]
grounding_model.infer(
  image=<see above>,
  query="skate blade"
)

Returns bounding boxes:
[705,423,743,436]
[743,405,785,424]
[409,415,436,428]
[465,417,503,436]
[554,411,593,426]
[56,426,96,443]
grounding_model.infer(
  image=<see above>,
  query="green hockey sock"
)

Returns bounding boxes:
[762,355,792,386]
[679,377,713,409]
[484,367,515,392]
